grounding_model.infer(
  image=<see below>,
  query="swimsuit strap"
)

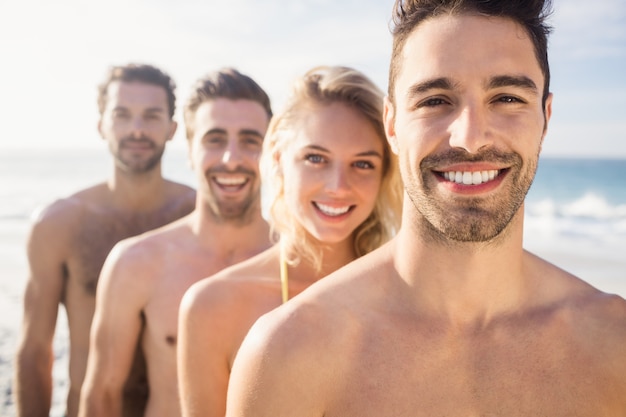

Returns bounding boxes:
[280,247,289,304]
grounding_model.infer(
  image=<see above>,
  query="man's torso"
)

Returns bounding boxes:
[59,186,194,416]
[293,262,626,417]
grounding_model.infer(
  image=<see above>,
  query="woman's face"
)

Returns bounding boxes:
[279,102,385,246]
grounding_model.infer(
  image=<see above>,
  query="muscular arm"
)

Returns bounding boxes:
[178,280,235,417]
[15,207,68,417]
[78,241,150,417]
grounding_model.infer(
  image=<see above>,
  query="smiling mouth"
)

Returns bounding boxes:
[441,169,501,185]
[213,175,248,190]
[314,202,354,217]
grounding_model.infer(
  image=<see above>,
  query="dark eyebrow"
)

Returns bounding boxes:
[487,75,537,92]
[407,77,455,98]
[202,128,265,139]
[203,128,227,137]
[305,144,383,159]
[406,75,538,99]
[111,106,165,114]
[144,107,166,114]
[239,129,264,138]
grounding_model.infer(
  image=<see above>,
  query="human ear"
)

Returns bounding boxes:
[167,120,178,141]
[540,92,554,151]
[543,92,553,129]
[187,140,195,171]
[384,96,398,155]
[97,119,104,140]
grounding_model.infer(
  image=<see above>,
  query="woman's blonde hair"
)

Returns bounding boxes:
[261,65,402,271]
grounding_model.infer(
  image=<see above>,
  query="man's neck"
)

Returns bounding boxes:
[192,203,271,257]
[394,207,529,328]
[106,164,167,211]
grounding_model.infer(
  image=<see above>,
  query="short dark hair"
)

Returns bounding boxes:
[388,0,553,106]
[97,63,177,118]
[183,68,273,140]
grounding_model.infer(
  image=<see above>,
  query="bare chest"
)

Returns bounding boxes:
[65,209,188,297]
[141,250,258,352]
[325,324,626,416]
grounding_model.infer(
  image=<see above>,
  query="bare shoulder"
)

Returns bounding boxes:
[30,183,106,225]
[528,252,626,365]
[565,285,626,356]
[557,287,626,389]
[162,179,196,210]
[107,215,193,270]
[241,243,396,366]
[527,251,626,322]
[163,179,195,195]
[181,245,281,316]
[27,184,111,245]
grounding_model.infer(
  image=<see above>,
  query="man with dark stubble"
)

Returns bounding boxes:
[79,68,274,417]
[226,1,626,415]
[15,63,196,417]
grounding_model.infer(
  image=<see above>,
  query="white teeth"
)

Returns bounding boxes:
[215,176,246,186]
[315,203,350,216]
[443,170,499,185]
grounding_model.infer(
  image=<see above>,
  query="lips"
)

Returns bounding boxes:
[120,137,155,150]
[442,169,500,185]
[212,175,248,191]
[313,202,353,217]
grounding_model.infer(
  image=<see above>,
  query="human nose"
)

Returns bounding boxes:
[448,104,493,154]
[221,140,242,168]
[325,164,350,195]
[130,117,145,139]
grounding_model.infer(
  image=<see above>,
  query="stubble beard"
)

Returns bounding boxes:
[113,136,165,174]
[405,148,539,244]
[203,169,261,227]
[207,194,260,226]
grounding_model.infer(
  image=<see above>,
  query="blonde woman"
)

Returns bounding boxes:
[177,65,402,417]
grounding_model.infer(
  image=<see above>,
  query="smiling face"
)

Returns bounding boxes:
[385,13,552,243]
[189,98,269,223]
[98,80,176,174]
[280,102,384,247]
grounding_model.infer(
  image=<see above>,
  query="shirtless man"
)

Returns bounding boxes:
[225,1,626,415]
[177,65,403,417]
[14,63,195,417]
[78,68,273,417]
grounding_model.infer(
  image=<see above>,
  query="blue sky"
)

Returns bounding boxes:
[1,0,624,157]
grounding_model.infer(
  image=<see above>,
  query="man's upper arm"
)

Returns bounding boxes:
[15,206,70,415]
[19,208,68,348]
[79,241,151,415]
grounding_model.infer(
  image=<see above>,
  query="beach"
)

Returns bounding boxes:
[1,148,625,416]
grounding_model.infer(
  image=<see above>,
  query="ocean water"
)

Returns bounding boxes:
[524,157,626,264]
